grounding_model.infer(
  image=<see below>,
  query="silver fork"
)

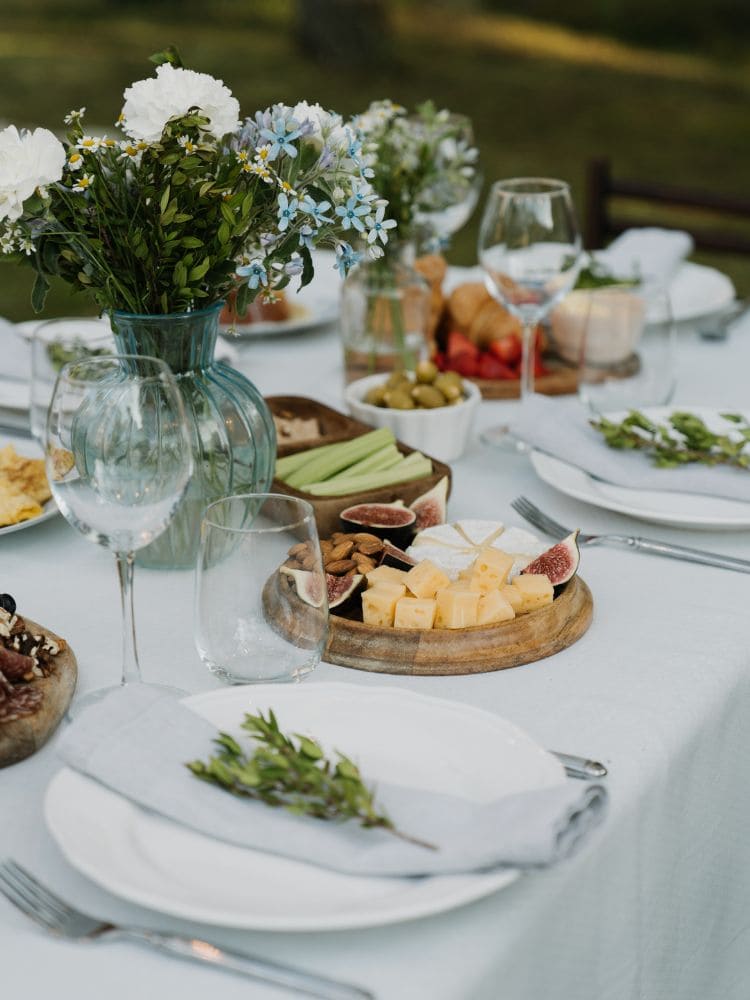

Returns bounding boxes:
[511,496,750,574]
[0,859,373,1000]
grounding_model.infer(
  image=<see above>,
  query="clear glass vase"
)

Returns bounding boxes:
[110,302,276,570]
[340,243,430,384]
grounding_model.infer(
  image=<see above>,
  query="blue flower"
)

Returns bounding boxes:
[335,242,363,277]
[260,115,303,160]
[366,204,397,246]
[277,193,299,232]
[335,196,369,233]
[298,224,317,250]
[237,258,268,289]
[300,195,332,226]
[284,254,304,277]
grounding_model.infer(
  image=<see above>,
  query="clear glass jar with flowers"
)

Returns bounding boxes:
[339,100,480,383]
[0,50,393,567]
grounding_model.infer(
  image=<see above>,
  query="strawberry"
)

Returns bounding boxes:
[488,334,522,367]
[446,330,479,363]
[432,351,446,371]
[450,353,480,377]
[477,352,516,380]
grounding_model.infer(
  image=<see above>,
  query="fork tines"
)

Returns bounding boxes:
[0,860,69,931]
[511,496,569,539]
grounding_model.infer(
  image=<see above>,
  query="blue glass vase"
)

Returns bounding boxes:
[110,302,276,569]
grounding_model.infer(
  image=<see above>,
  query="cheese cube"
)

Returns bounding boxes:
[434,589,480,629]
[362,587,401,627]
[393,597,437,630]
[500,584,524,612]
[366,565,408,589]
[404,559,451,599]
[367,581,406,600]
[476,590,516,626]
[511,573,554,613]
[471,548,515,592]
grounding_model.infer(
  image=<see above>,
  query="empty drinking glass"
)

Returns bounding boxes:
[195,494,328,684]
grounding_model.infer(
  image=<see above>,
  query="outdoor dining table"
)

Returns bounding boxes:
[3,309,750,1000]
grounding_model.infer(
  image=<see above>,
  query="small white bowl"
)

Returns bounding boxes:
[344,373,481,463]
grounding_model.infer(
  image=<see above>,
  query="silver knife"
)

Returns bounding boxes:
[552,752,608,780]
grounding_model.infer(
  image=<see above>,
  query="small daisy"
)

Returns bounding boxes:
[67,152,84,172]
[19,237,35,256]
[76,136,101,153]
[64,107,86,125]
[177,135,198,154]
[72,174,94,193]
[115,112,125,128]
[278,180,297,196]
[236,150,249,164]
[254,144,272,163]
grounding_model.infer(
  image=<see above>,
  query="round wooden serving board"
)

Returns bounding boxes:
[265,574,593,676]
[0,620,77,768]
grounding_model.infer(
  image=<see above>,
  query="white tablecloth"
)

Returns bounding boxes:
[2,314,750,1000]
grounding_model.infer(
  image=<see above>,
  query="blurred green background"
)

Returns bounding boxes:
[2,0,750,319]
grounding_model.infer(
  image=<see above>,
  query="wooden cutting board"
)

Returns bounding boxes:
[0,620,77,768]
[265,573,593,676]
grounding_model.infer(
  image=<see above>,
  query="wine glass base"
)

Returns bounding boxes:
[480,425,529,454]
[66,681,188,722]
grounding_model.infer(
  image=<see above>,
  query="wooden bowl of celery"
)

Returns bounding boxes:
[267,396,451,538]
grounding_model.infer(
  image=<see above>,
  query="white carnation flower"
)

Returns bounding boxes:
[0,125,66,222]
[121,64,241,143]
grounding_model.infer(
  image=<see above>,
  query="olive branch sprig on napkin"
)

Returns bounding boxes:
[591,410,750,469]
[188,710,436,850]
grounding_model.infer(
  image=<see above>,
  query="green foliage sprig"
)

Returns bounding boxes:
[591,410,750,469]
[188,710,436,850]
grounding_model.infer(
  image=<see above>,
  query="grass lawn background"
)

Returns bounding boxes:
[1,0,749,320]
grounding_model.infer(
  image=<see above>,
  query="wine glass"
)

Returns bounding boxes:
[195,494,328,684]
[412,112,482,252]
[45,355,193,712]
[478,178,582,447]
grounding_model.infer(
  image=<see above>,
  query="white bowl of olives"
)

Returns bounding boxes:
[344,362,481,462]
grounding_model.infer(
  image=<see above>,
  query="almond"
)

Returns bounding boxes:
[330,539,355,560]
[356,538,383,556]
[352,532,382,545]
[325,558,358,575]
[288,541,310,559]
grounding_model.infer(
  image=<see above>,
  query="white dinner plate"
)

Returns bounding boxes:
[530,406,750,530]
[0,432,58,536]
[44,683,565,931]
[444,261,735,324]
[220,251,341,339]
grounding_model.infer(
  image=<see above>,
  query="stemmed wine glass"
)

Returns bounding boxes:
[45,355,193,712]
[478,178,582,447]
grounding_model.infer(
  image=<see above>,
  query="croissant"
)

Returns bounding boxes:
[445,283,523,348]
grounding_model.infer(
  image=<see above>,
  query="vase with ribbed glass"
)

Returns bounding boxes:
[110,302,276,570]
[340,242,431,384]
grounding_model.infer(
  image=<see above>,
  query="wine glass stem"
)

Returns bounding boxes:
[520,320,536,403]
[116,551,141,687]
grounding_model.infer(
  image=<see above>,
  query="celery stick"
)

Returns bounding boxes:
[284,428,395,488]
[275,440,342,480]
[301,455,432,496]
[326,443,401,481]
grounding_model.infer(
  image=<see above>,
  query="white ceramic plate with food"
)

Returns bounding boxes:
[0,432,58,536]
[530,406,750,530]
[45,683,565,931]
[220,251,341,339]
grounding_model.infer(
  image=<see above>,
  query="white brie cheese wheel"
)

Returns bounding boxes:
[407,519,546,580]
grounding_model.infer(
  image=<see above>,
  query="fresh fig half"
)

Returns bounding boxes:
[409,476,448,531]
[280,566,364,609]
[280,566,325,608]
[521,530,580,585]
[380,540,418,571]
[340,501,417,545]
[326,572,364,610]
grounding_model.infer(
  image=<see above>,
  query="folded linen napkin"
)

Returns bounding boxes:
[0,321,30,415]
[513,394,750,504]
[57,686,607,877]
[595,227,693,288]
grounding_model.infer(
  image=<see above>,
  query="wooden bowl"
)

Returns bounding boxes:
[267,396,452,538]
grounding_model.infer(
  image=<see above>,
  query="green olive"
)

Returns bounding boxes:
[433,373,463,401]
[385,371,411,390]
[364,385,389,407]
[385,389,416,410]
[411,384,448,408]
[415,360,439,384]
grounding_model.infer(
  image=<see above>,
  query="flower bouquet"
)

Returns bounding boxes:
[0,49,395,568]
